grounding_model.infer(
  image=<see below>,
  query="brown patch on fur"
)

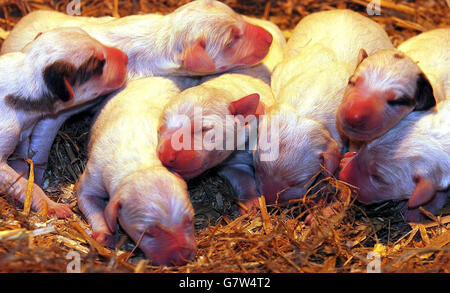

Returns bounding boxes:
[5,93,56,113]
[414,73,436,110]
[43,61,77,102]
[74,55,105,85]
[393,53,405,59]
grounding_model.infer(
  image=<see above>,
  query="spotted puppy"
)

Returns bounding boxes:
[0,27,127,218]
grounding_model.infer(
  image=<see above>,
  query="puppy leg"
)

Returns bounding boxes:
[76,165,116,247]
[0,162,72,218]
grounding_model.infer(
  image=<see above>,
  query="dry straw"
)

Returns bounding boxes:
[0,0,449,272]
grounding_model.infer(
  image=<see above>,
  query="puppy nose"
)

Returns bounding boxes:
[106,46,128,66]
[345,111,366,127]
[168,247,195,266]
[158,139,178,167]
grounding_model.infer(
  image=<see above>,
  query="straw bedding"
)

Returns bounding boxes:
[0,0,449,273]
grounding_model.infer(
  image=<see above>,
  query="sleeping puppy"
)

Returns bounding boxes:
[0,27,128,218]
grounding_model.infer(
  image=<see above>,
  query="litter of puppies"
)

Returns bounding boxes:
[0,0,449,272]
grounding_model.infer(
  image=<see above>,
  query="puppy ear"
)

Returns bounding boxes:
[43,61,76,102]
[228,93,261,118]
[181,39,216,73]
[414,73,436,110]
[104,198,121,233]
[320,142,341,175]
[408,176,436,208]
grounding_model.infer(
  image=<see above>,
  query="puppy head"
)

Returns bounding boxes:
[339,107,446,206]
[157,86,262,179]
[254,104,340,204]
[104,167,196,266]
[170,0,272,75]
[22,27,128,111]
[337,49,435,142]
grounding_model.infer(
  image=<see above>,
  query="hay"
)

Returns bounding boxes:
[0,0,449,273]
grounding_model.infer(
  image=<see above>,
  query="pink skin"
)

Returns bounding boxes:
[157,137,210,179]
[337,76,410,142]
[100,46,129,89]
[227,23,273,67]
[78,170,196,266]
[82,205,196,266]
[399,191,449,222]
[8,44,128,186]
[255,140,341,205]
[107,188,196,266]
[0,164,72,218]
[338,150,383,204]
[182,22,272,74]
[157,93,262,180]
[0,29,128,219]
[338,151,447,222]
[138,221,195,266]
[103,198,196,266]
[255,170,308,204]
[337,49,436,143]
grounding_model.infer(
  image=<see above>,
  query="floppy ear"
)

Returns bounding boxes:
[181,39,216,73]
[43,61,76,102]
[320,142,341,175]
[408,176,436,208]
[228,93,261,118]
[104,198,121,233]
[255,101,266,117]
[356,48,368,67]
[414,73,436,110]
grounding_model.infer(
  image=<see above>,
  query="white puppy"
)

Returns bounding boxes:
[0,27,127,218]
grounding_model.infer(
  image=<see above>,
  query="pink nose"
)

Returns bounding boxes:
[106,46,128,66]
[166,247,195,266]
[158,138,200,171]
[343,97,377,128]
[243,24,272,61]
[158,138,177,166]
[249,24,273,46]
[147,227,196,266]
[345,110,366,127]
[103,46,128,88]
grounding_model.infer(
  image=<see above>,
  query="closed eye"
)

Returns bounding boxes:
[387,95,416,107]
[75,56,105,84]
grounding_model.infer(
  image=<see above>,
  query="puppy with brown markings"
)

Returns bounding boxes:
[0,27,127,218]
[2,0,272,78]
[337,28,449,144]
[3,0,273,187]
